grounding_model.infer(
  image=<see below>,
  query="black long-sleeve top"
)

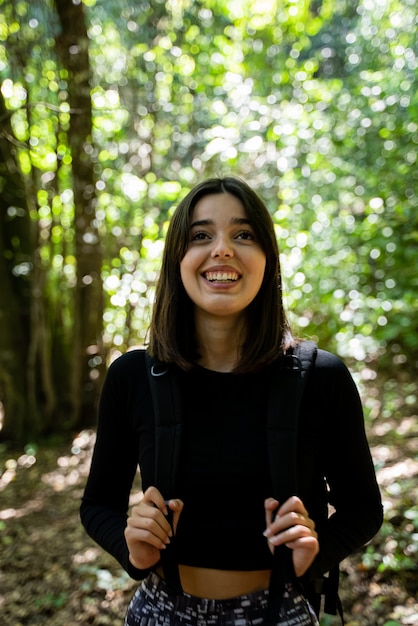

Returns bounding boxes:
[80,348,383,583]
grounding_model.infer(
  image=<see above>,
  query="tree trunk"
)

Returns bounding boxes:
[54,0,105,428]
[0,91,33,441]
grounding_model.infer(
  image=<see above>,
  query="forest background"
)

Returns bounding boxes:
[0,0,417,624]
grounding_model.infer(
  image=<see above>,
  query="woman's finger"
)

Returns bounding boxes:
[264,495,316,541]
[166,498,184,534]
[277,495,309,517]
[267,522,318,547]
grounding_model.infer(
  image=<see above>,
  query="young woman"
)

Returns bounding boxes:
[81,177,383,625]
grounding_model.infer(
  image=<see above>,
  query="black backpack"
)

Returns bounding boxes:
[145,341,343,623]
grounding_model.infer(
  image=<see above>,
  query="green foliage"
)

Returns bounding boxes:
[34,592,68,610]
[1,0,417,424]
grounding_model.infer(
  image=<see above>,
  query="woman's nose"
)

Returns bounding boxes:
[210,236,234,258]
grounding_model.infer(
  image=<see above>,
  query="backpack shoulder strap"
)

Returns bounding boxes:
[266,341,345,625]
[265,340,317,624]
[144,352,183,594]
[266,339,317,502]
[145,353,183,498]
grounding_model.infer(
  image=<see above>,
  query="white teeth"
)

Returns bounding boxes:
[205,271,239,282]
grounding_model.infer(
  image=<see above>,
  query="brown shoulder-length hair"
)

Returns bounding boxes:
[147,177,295,372]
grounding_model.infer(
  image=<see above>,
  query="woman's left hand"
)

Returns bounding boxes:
[264,496,319,577]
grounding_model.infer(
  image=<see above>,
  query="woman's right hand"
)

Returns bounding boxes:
[125,486,184,570]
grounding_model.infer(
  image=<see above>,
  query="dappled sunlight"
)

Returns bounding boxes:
[41,431,96,493]
[0,429,144,525]
[0,449,37,493]
[0,430,138,623]
[72,546,102,565]
[0,495,45,521]
[0,430,96,502]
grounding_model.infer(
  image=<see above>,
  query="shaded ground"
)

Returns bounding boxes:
[1,407,417,625]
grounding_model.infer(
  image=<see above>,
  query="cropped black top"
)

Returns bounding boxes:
[80,348,383,582]
[173,365,274,570]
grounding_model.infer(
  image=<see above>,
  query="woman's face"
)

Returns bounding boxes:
[180,192,266,323]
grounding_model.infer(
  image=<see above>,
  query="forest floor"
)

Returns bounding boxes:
[0,393,417,626]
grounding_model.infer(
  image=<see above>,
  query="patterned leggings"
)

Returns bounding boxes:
[125,572,319,626]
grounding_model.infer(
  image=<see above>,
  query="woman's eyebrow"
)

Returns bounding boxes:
[190,217,252,228]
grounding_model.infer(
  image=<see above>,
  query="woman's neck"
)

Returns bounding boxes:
[194,314,245,372]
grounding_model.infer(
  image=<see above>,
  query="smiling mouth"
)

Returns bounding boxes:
[204,271,240,282]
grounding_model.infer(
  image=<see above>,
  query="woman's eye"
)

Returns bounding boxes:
[236,230,255,240]
[191,231,209,241]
